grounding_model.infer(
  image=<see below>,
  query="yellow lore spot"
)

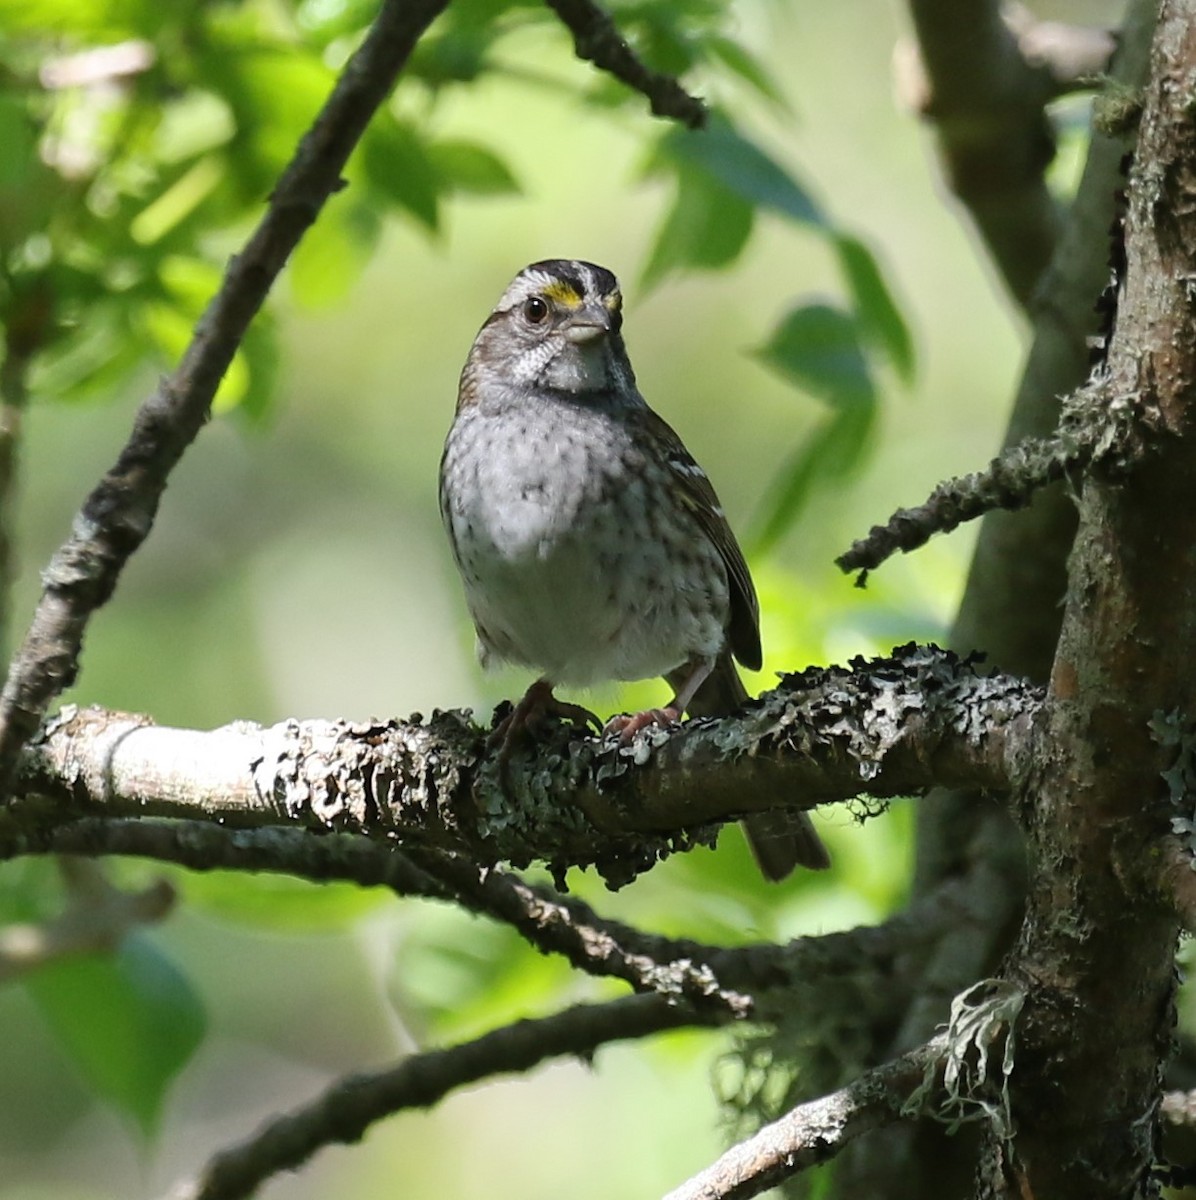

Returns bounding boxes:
[603,291,623,312]
[541,281,582,308]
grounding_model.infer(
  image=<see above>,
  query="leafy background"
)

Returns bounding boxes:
[0,0,1121,1196]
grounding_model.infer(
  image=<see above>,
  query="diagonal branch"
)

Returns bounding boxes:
[0,0,451,802]
[10,647,1044,887]
[18,815,980,1025]
[166,992,718,1200]
[662,1035,949,1200]
[543,0,706,128]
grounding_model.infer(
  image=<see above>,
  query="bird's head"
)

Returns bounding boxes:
[462,259,636,400]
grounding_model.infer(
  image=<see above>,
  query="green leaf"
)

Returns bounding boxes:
[641,168,754,288]
[705,36,791,111]
[835,234,915,384]
[750,404,876,554]
[658,117,825,228]
[24,937,206,1135]
[231,315,281,423]
[287,197,381,307]
[428,140,520,196]
[359,117,441,231]
[392,906,569,1041]
[754,302,876,410]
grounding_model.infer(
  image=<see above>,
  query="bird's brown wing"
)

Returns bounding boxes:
[634,406,762,671]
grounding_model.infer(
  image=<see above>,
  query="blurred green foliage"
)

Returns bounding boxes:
[0,0,1034,1195]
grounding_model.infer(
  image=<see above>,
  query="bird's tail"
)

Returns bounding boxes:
[674,654,830,881]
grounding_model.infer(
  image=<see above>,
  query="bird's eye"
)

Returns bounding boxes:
[523,296,549,324]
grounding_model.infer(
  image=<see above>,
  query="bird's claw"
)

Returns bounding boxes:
[604,705,682,743]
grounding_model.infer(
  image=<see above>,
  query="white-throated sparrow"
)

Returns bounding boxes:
[439,260,829,879]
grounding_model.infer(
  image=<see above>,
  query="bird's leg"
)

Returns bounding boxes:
[488,678,602,766]
[604,656,714,742]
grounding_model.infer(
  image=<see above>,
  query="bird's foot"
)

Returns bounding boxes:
[604,705,682,743]
[488,680,601,775]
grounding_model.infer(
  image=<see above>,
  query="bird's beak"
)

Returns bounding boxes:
[563,303,611,344]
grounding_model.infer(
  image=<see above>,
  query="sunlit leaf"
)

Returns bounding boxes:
[232,315,282,423]
[288,196,381,306]
[392,904,570,1040]
[24,937,206,1135]
[705,36,791,110]
[180,870,391,929]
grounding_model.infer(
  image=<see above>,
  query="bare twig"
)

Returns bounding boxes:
[166,993,718,1200]
[0,0,451,802]
[544,0,706,128]
[404,849,753,1015]
[663,1036,948,1200]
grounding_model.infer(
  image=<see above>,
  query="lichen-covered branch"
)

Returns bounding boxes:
[543,0,706,128]
[9,646,1044,888]
[0,0,450,802]
[167,993,717,1200]
[836,413,1096,580]
[837,355,1154,580]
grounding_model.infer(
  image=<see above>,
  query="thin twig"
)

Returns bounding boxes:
[836,372,1149,581]
[19,818,951,1019]
[544,0,706,127]
[0,0,451,800]
[166,993,718,1200]
[836,427,1093,580]
[662,1036,948,1200]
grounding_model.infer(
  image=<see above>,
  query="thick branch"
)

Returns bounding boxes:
[839,4,1157,1197]
[0,0,450,800]
[989,5,1196,1195]
[543,0,706,128]
[663,1036,948,1200]
[10,647,1043,887]
[167,993,717,1200]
